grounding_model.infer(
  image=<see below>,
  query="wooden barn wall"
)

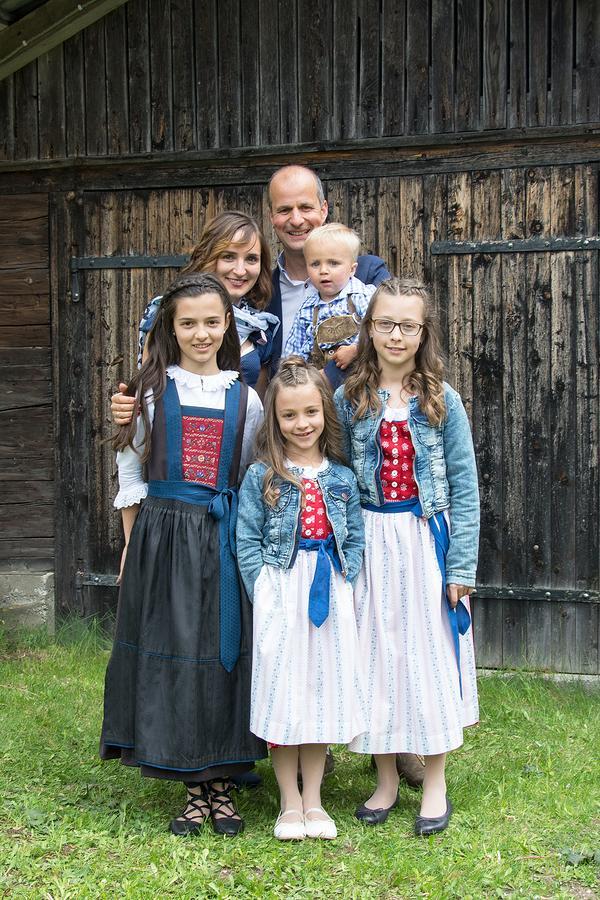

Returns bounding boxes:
[52,162,600,671]
[0,195,53,571]
[0,0,599,164]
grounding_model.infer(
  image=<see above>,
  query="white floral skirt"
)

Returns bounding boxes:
[250,551,367,745]
[348,509,479,756]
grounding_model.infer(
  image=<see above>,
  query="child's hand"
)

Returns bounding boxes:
[331,343,358,369]
[446,583,472,609]
[111,384,136,426]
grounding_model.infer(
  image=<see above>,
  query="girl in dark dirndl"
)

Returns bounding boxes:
[100,273,267,836]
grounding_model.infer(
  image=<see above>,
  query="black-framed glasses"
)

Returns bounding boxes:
[371,318,424,336]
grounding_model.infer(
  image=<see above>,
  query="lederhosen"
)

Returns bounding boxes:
[309,296,361,387]
[100,377,267,781]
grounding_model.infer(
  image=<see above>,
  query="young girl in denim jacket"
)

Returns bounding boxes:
[237,357,366,841]
[334,277,479,836]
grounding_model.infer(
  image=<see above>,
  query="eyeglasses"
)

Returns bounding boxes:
[371,318,424,336]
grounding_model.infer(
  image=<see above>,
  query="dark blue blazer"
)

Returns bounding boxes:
[267,254,391,367]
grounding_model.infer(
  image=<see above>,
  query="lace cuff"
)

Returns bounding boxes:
[114,483,148,509]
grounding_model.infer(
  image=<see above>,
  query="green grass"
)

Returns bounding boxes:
[1,627,599,899]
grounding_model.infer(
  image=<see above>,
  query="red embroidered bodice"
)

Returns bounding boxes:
[379,419,419,502]
[301,478,333,539]
[181,414,224,487]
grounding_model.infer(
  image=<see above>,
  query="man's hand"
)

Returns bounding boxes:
[331,343,358,370]
[446,583,472,609]
[111,383,136,426]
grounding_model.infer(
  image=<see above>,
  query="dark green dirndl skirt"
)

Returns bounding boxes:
[100,496,266,781]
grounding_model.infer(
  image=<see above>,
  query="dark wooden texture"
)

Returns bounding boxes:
[1,0,599,163]
[0,195,53,569]
[49,165,599,671]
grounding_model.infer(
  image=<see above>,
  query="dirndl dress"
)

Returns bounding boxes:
[250,472,367,746]
[100,376,267,780]
[348,413,479,757]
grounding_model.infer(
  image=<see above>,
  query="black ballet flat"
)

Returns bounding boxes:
[169,784,210,836]
[207,780,245,836]
[355,793,399,825]
[414,797,453,836]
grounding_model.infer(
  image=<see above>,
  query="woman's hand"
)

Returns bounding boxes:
[117,543,128,584]
[446,583,472,609]
[111,383,136,426]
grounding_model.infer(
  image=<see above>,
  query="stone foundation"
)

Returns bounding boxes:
[0,571,55,633]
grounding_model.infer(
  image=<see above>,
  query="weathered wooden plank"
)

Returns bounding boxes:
[257,0,280,146]
[527,0,548,126]
[149,0,173,152]
[63,31,86,157]
[37,46,66,159]
[471,170,503,587]
[84,20,107,156]
[431,0,454,134]
[357,0,380,138]
[551,602,578,673]
[1,481,54,504]
[333,0,358,140]
[455,0,480,132]
[0,348,50,368]
[482,0,506,129]
[574,602,599,674]
[217,0,242,147]
[13,62,38,160]
[376,176,400,277]
[399,176,424,277]
[0,196,48,270]
[500,168,527,586]
[550,0,573,126]
[0,278,49,325]
[298,0,332,142]
[0,325,50,348]
[277,0,298,144]
[104,5,129,156]
[0,377,51,412]
[169,189,195,255]
[422,172,448,345]
[348,180,378,258]
[0,74,15,160]
[525,599,553,669]
[170,0,196,152]
[0,454,53,481]
[195,0,218,149]
[405,0,429,134]
[507,0,526,128]
[325,180,349,233]
[575,0,600,124]
[0,538,54,560]
[524,167,552,592]
[472,597,503,668]
[502,598,528,667]
[446,172,473,419]
[0,503,53,539]
[126,0,151,154]
[381,0,405,136]
[240,0,260,147]
[0,406,52,456]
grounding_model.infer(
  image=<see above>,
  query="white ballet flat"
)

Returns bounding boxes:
[303,807,337,840]
[274,809,306,840]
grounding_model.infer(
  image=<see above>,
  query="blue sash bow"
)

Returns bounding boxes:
[298,534,343,628]
[362,497,471,694]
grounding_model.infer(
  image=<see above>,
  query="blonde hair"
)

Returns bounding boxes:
[254,356,348,506]
[344,277,447,425]
[303,223,361,262]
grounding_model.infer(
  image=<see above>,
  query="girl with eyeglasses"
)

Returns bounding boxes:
[334,277,480,836]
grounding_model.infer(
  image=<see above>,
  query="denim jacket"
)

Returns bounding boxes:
[333,382,480,585]
[236,459,365,599]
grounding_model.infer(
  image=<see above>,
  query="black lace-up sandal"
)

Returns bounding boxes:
[206,779,245,836]
[169,783,210,836]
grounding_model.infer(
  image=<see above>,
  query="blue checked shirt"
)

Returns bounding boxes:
[283,276,376,360]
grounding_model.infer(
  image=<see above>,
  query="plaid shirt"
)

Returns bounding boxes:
[283,276,376,360]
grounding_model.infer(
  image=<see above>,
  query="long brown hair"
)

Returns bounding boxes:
[344,277,447,425]
[254,356,348,506]
[113,273,241,460]
[182,211,272,309]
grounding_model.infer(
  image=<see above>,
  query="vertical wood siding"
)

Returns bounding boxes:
[1,0,599,163]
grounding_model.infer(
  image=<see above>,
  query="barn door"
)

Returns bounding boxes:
[432,226,599,671]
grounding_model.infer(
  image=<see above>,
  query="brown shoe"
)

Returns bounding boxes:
[396,753,425,788]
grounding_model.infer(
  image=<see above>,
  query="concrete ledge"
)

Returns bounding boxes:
[0,571,55,633]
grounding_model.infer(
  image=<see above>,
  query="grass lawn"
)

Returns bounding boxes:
[1,627,599,899]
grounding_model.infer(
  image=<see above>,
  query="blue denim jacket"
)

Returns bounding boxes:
[237,459,365,598]
[333,383,480,585]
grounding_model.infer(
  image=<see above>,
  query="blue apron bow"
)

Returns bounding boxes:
[298,534,343,627]
[362,497,471,694]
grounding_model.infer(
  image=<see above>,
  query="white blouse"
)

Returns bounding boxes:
[115,365,264,508]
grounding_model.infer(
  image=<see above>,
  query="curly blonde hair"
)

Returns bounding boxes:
[254,356,348,506]
[343,277,447,425]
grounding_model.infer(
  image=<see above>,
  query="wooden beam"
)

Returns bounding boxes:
[0,0,130,80]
